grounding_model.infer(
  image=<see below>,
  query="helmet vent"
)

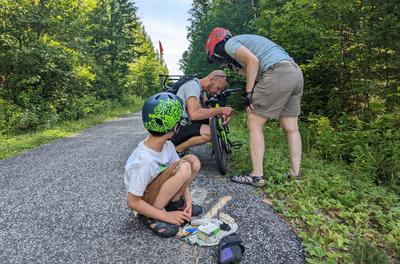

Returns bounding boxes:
[155,118,163,126]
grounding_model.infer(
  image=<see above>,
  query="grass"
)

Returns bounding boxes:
[228,113,400,263]
[0,102,143,160]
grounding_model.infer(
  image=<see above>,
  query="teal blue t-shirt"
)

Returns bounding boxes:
[224,34,293,76]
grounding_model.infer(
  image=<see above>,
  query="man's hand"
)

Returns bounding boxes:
[164,210,191,225]
[244,92,254,113]
[222,115,232,125]
[219,106,234,117]
[245,104,254,114]
[244,92,252,106]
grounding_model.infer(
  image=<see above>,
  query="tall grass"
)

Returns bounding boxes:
[228,113,400,263]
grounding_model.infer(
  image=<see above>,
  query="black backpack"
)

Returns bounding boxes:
[218,234,245,264]
[163,74,198,94]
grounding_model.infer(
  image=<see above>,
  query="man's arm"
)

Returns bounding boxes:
[238,67,247,77]
[186,96,233,121]
[235,46,259,93]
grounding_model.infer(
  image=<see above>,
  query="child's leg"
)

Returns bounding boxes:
[143,155,200,209]
[170,154,200,202]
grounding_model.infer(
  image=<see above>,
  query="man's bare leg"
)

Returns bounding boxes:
[175,124,211,153]
[279,116,302,176]
[247,112,268,176]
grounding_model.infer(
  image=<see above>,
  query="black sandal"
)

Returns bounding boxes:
[143,217,179,238]
[165,197,203,217]
[231,173,266,187]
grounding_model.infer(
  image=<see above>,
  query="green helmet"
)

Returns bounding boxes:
[142,92,184,133]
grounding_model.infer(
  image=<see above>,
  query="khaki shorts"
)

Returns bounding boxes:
[252,61,304,119]
[142,159,188,205]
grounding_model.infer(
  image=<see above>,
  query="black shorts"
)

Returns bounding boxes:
[171,120,209,145]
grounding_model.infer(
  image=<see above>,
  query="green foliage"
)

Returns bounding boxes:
[228,113,400,263]
[181,0,260,75]
[350,239,389,264]
[0,0,167,135]
[127,53,167,96]
[307,111,400,191]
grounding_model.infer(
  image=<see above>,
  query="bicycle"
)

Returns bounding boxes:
[159,74,242,174]
[206,88,242,174]
[159,74,198,94]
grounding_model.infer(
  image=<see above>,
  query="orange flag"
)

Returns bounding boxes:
[159,41,164,55]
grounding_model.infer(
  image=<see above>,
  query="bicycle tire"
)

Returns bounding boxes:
[210,117,228,174]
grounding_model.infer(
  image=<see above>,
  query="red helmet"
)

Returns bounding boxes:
[205,27,231,62]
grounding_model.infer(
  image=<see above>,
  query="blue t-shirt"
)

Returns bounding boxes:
[224,34,293,76]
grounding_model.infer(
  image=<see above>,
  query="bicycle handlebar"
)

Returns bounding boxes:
[209,87,242,99]
[159,74,199,90]
[205,87,243,108]
[158,74,186,77]
[226,87,242,94]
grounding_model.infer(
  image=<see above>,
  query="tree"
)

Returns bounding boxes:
[0,0,167,132]
[126,25,168,97]
[180,0,260,76]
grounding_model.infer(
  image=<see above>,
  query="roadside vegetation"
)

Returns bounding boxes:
[0,96,143,160]
[183,1,399,262]
[229,113,399,263]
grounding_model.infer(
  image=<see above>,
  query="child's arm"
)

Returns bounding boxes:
[127,193,191,225]
[183,187,192,216]
[127,193,167,220]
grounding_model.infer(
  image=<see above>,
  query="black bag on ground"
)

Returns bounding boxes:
[218,233,245,264]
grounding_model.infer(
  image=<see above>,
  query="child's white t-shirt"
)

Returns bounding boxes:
[124,139,179,196]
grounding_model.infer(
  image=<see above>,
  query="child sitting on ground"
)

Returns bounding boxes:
[124,92,203,238]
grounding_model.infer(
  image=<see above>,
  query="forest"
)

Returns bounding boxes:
[0,0,166,134]
[1,0,399,263]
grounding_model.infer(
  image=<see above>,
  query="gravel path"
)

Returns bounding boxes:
[0,112,305,264]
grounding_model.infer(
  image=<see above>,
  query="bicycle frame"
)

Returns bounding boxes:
[214,105,231,150]
[207,88,241,174]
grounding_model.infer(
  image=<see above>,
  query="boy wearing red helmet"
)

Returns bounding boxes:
[205,28,303,186]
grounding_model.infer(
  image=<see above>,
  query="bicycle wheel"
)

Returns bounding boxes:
[210,116,228,174]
